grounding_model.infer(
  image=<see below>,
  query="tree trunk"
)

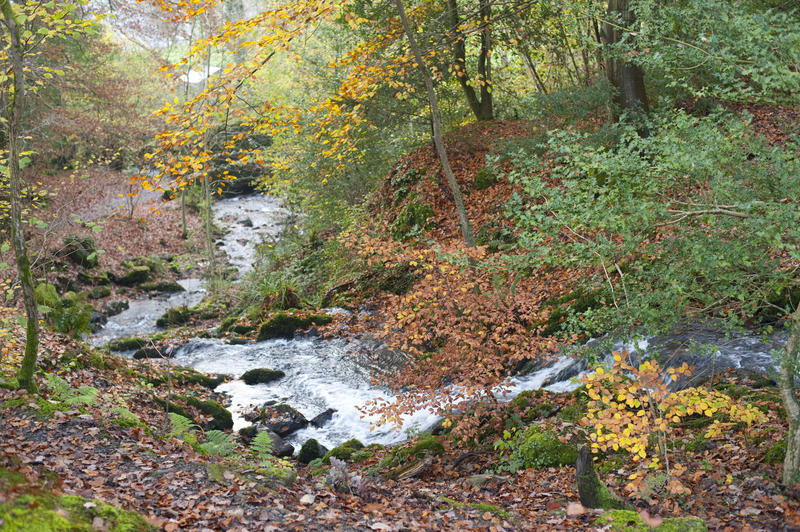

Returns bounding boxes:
[576,446,627,509]
[446,0,492,121]
[603,0,649,120]
[781,305,800,486]
[475,0,493,120]
[2,0,40,392]
[394,0,474,246]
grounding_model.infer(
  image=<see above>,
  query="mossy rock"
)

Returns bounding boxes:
[153,398,191,419]
[139,280,185,293]
[298,438,329,465]
[147,367,226,390]
[63,234,99,269]
[321,439,365,464]
[181,396,233,431]
[216,316,238,336]
[0,493,151,531]
[594,510,706,531]
[407,436,444,458]
[78,270,111,286]
[472,166,497,190]
[116,265,151,287]
[238,425,258,441]
[257,312,332,341]
[107,336,149,352]
[88,285,111,299]
[241,368,286,385]
[156,306,193,328]
[764,438,787,464]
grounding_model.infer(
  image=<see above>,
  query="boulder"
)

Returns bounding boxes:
[132,347,171,360]
[139,279,185,293]
[89,311,107,332]
[77,270,110,286]
[102,299,129,316]
[116,265,151,287]
[257,312,333,341]
[310,408,336,428]
[241,368,285,385]
[257,404,308,437]
[298,438,328,464]
[156,306,193,328]
[63,234,98,268]
[88,285,111,299]
[262,429,294,458]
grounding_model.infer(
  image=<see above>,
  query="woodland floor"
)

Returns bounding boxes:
[3,118,800,530]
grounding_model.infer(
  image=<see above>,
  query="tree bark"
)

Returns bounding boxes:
[2,0,40,392]
[393,0,474,246]
[781,305,800,486]
[576,446,627,509]
[602,0,649,120]
[446,0,493,121]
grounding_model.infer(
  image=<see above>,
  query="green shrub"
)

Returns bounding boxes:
[34,284,93,337]
[764,438,787,464]
[494,426,578,473]
[390,199,434,241]
[472,166,497,190]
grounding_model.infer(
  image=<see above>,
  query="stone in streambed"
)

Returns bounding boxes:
[241,368,285,385]
[256,312,333,341]
[256,404,308,437]
[310,408,336,428]
[298,438,329,465]
[115,265,151,287]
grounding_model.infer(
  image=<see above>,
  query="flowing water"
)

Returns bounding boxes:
[91,193,787,451]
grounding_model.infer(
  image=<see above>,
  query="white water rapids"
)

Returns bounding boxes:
[90,193,786,451]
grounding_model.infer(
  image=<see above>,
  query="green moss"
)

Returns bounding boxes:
[472,166,497,190]
[139,280,185,293]
[147,367,226,390]
[107,337,149,352]
[0,467,25,488]
[181,396,233,431]
[497,426,578,471]
[88,285,111,299]
[559,404,586,423]
[390,200,434,241]
[298,438,327,465]
[116,265,151,287]
[153,397,191,419]
[155,306,193,328]
[685,433,710,453]
[322,439,365,464]
[594,510,706,531]
[110,407,145,429]
[241,368,285,385]
[216,317,238,336]
[0,493,152,531]
[408,436,444,458]
[257,312,332,341]
[764,438,787,464]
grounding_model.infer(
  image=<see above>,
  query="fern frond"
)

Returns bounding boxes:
[200,430,236,457]
[169,413,195,437]
[252,431,273,461]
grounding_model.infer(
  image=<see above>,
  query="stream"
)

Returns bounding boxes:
[90,193,787,451]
